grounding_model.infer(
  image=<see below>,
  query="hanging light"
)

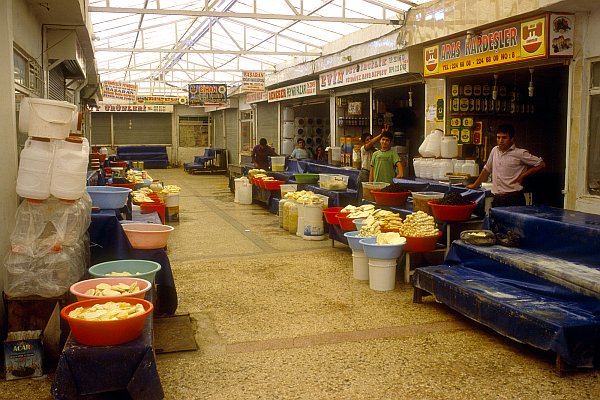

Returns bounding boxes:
[128,119,133,129]
[528,68,535,97]
[492,74,499,100]
[408,87,413,107]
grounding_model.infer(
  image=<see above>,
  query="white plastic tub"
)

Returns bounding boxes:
[20,97,76,139]
[319,174,349,190]
[412,191,445,215]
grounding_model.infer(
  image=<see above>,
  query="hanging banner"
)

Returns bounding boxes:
[423,14,566,77]
[267,80,317,102]
[136,95,187,105]
[188,83,228,107]
[95,104,173,112]
[101,81,137,101]
[319,52,410,90]
[241,71,265,93]
[246,91,268,104]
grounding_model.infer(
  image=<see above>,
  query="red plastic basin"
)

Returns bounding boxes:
[263,179,284,191]
[140,201,165,224]
[371,191,410,206]
[403,231,443,252]
[428,200,477,221]
[322,207,344,224]
[336,212,358,231]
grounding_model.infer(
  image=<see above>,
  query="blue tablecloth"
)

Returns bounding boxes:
[89,212,177,315]
[52,310,163,399]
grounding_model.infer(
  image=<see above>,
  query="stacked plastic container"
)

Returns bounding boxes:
[4,98,91,298]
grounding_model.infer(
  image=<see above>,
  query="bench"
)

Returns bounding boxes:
[412,205,600,374]
[117,145,169,169]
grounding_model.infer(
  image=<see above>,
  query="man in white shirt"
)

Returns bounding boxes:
[467,124,545,207]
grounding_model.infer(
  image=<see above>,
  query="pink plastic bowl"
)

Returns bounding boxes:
[69,277,152,301]
[121,223,174,249]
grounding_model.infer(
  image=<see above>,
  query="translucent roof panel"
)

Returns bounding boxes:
[89,0,432,96]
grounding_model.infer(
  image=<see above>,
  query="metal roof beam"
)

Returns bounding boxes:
[94,47,321,56]
[89,7,401,25]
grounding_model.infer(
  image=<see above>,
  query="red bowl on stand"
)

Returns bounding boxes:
[371,191,410,206]
[428,200,477,221]
[322,207,344,224]
[403,231,443,252]
[336,213,358,231]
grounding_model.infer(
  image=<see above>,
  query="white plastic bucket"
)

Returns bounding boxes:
[165,193,180,207]
[303,203,325,240]
[278,198,287,227]
[238,177,252,204]
[23,98,76,139]
[16,137,54,200]
[282,138,294,155]
[282,107,294,122]
[50,137,88,200]
[283,122,295,138]
[271,156,286,171]
[352,250,369,280]
[234,178,243,203]
[296,202,306,237]
[280,184,297,198]
[368,258,397,291]
[441,136,458,158]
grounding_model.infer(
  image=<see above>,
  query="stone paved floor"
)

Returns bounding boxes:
[1,167,599,399]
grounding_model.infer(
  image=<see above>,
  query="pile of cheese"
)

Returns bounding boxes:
[376,232,406,245]
[161,184,181,194]
[68,302,145,321]
[131,187,156,203]
[399,211,439,237]
[285,190,324,205]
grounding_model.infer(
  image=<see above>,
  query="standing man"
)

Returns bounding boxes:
[251,138,278,170]
[467,123,545,207]
[369,130,404,183]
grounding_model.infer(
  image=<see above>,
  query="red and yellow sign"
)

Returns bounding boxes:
[424,15,552,76]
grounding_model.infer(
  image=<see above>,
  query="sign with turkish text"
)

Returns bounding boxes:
[136,96,187,105]
[319,53,409,90]
[423,15,560,76]
[102,81,137,101]
[188,84,228,107]
[246,91,268,104]
[267,80,317,102]
[95,104,173,112]
[241,71,266,92]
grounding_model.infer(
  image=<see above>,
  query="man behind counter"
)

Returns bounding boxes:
[251,138,278,170]
[467,123,545,207]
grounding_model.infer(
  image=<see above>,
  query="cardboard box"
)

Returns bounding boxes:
[4,330,43,380]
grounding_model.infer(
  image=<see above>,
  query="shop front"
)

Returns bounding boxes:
[423,13,574,208]
[266,80,330,158]
[319,49,424,175]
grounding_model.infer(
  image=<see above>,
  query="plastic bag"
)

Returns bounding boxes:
[419,129,443,158]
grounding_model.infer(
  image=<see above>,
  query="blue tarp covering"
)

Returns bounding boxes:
[412,205,600,368]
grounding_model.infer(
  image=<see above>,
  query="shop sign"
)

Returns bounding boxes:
[548,14,574,57]
[135,96,187,105]
[188,83,228,107]
[246,91,268,104]
[241,71,265,93]
[423,14,568,76]
[267,80,317,102]
[95,104,173,112]
[102,81,137,101]
[319,52,409,90]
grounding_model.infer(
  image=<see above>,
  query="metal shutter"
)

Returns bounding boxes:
[256,102,279,152]
[90,113,111,145]
[212,111,225,148]
[113,113,172,145]
[48,67,66,101]
[225,109,238,165]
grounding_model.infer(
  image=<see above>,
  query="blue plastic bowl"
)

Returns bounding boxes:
[343,230,375,251]
[89,259,161,284]
[86,186,132,209]
[359,236,406,259]
[353,218,368,230]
